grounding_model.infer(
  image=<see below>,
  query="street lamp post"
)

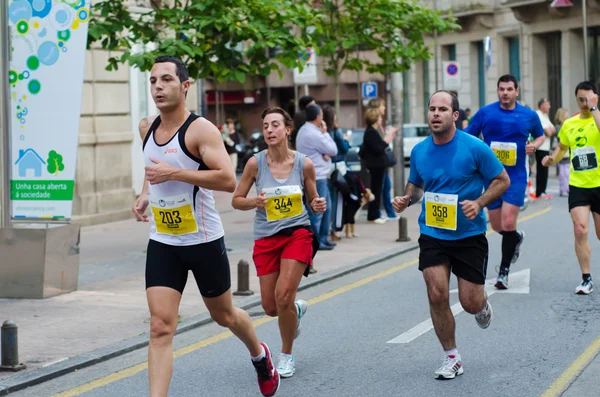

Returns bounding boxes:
[1,0,12,228]
[549,0,587,79]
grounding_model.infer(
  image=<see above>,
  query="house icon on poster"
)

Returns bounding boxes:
[15,148,46,177]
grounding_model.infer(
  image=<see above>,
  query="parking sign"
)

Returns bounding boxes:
[362,82,378,99]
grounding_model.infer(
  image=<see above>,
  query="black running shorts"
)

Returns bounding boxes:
[145,237,231,298]
[568,185,600,214]
[418,234,489,285]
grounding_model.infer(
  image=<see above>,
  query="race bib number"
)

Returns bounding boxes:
[150,194,198,236]
[263,185,303,222]
[425,192,458,231]
[571,146,598,172]
[491,141,517,166]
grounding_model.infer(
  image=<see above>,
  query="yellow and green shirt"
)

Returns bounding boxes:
[558,114,600,188]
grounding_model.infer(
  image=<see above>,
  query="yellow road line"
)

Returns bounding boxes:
[54,205,551,396]
[539,335,600,397]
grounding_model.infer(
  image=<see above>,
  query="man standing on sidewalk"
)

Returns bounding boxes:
[535,98,556,199]
[132,56,279,397]
[542,81,600,295]
[466,74,545,290]
[296,104,338,250]
[393,90,510,380]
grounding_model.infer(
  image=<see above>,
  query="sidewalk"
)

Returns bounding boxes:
[0,190,421,390]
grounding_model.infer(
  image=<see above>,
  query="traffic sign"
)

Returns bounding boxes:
[442,61,462,90]
[362,82,378,99]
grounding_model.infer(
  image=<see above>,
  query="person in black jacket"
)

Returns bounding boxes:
[360,108,396,223]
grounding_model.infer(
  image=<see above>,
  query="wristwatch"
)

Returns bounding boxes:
[591,106,598,112]
[407,198,412,207]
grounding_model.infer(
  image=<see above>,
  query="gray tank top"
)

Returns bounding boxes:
[254,150,310,240]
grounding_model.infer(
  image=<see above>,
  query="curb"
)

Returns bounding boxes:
[0,242,419,396]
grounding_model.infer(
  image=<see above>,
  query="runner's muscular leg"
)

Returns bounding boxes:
[275,259,306,354]
[203,289,262,357]
[147,287,182,397]
[571,206,592,274]
[259,271,280,317]
[501,201,521,232]
[592,210,600,241]
[488,208,503,233]
[423,264,455,350]
[457,278,486,314]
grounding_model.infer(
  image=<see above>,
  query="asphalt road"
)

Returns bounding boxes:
[11,193,600,397]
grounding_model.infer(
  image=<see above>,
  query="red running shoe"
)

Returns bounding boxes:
[252,342,280,396]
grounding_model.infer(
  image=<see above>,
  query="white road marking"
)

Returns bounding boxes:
[387,269,530,344]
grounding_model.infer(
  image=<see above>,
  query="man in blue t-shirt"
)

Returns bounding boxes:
[465,74,545,290]
[393,90,510,380]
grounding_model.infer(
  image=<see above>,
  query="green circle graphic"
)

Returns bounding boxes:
[58,30,71,41]
[8,70,17,85]
[27,56,40,70]
[16,20,29,35]
[28,79,41,94]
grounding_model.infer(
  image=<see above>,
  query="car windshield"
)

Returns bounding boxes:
[403,126,431,138]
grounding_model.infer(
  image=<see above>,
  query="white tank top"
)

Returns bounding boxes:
[142,114,224,246]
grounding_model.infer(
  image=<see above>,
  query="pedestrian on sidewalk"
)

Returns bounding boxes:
[360,107,396,224]
[367,97,399,221]
[553,108,571,196]
[465,74,545,290]
[535,98,557,199]
[132,56,279,397]
[322,104,350,240]
[393,90,510,380]
[232,107,326,378]
[296,104,338,250]
[542,81,600,295]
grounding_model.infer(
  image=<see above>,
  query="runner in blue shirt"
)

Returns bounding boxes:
[393,90,510,380]
[465,74,545,289]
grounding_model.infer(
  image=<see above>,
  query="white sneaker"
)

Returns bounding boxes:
[295,299,308,339]
[475,300,493,329]
[434,355,464,380]
[369,218,387,224]
[575,279,593,295]
[276,354,296,378]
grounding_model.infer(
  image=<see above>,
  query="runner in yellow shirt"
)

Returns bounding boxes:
[542,81,600,295]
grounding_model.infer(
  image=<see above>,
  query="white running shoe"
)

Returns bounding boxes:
[434,355,464,380]
[495,272,509,290]
[295,299,308,339]
[475,300,493,329]
[575,279,593,295]
[276,354,296,378]
[511,231,525,263]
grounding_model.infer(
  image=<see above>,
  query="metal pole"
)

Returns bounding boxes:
[390,72,405,197]
[304,84,309,96]
[1,0,12,228]
[357,71,362,127]
[583,0,588,80]
[196,79,205,117]
[433,0,439,91]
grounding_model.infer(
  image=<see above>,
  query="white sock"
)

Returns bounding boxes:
[444,348,459,359]
[251,346,265,362]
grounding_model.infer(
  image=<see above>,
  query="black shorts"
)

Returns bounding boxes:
[568,185,600,214]
[146,237,231,298]
[418,234,489,285]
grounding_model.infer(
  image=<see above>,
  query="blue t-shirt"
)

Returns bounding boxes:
[465,102,543,184]
[409,130,504,241]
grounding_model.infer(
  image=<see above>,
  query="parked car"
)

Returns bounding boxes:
[343,124,431,172]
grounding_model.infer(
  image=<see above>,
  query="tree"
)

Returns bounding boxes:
[87,0,315,83]
[47,151,65,176]
[311,0,458,115]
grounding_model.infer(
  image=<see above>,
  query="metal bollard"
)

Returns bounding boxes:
[395,217,411,242]
[233,260,254,296]
[0,320,26,371]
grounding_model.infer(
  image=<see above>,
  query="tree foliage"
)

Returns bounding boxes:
[47,150,65,175]
[310,0,459,113]
[87,0,316,83]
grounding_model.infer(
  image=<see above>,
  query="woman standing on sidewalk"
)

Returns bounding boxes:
[232,107,326,378]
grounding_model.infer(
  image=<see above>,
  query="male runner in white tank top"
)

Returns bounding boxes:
[132,56,279,397]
